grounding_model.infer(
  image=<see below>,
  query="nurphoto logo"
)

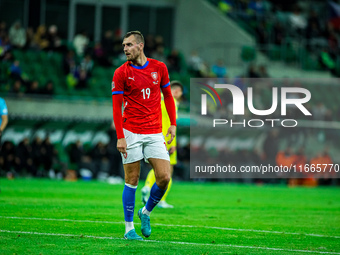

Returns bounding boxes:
[200,83,312,128]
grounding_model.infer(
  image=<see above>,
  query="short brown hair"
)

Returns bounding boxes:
[124,31,144,44]
[170,80,183,91]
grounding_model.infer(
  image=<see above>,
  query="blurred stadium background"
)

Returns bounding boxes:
[1,0,340,254]
[1,0,340,185]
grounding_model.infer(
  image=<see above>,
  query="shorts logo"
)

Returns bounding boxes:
[112,81,115,90]
[164,142,167,150]
[123,152,127,159]
[151,72,158,81]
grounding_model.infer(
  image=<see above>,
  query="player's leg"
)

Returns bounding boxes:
[138,158,170,237]
[158,164,174,208]
[142,143,173,204]
[158,149,177,208]
[121,129,143,240]
[148,157,170,195]
[141,168,156,204]
[161,175,172,201]
[122,161,143,240]
[138,133,170,237]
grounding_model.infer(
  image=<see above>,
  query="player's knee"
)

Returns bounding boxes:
[125,174,140,186]
[158,174,170,189]
[126,178,139,186]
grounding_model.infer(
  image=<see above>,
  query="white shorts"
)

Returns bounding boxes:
[121,129,170,164]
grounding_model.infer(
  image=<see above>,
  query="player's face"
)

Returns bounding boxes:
[122,35,142,61]
[171,87,183,100]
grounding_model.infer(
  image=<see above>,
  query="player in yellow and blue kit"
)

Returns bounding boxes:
[141,81,183,208]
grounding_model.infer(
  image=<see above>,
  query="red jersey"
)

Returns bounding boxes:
[112,58,170,134]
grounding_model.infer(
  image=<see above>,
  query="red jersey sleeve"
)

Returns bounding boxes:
[112,67,125,94]
[159,62,175,125]
[160,62,170,89]
[161,85,176,126]
[111,68,125,139]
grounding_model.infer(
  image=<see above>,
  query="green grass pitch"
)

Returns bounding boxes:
[0,178,339,254]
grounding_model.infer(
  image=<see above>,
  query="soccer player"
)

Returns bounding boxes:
[111,31,176,240]
[141,81,183,208]
[0,97,8,145]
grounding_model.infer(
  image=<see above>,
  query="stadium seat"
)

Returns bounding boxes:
[241,46,256,62]
[49,52,63,66]
[268,45,281,61]
[2,126,34,144]
[25,51,40,62]
[282,44,297,63]
[301,50,320,71]
[12,50,25,62]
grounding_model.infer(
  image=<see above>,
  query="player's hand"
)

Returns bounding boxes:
[169,146,176,155]
[117,138,127,154]
[166,125,176,144]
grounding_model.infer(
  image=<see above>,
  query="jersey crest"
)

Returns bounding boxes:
[151,72,158,81]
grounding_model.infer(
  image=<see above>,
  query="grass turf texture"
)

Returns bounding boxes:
[0,179,339,254]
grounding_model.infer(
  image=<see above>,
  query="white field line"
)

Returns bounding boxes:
[0,229,339,254]
[0,216,339,239]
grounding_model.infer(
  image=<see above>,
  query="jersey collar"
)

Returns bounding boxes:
[130,59,149,69]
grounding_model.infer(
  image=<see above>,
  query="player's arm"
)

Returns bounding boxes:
[168,130,177,154]
[111,70,126,153]
[160,63,176,144]
[112,93,127,153]
[161,84,176,144]
[169,100,178,153]
[162,99,177,154]
[0,115,8,133]
[0,103,8,138]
